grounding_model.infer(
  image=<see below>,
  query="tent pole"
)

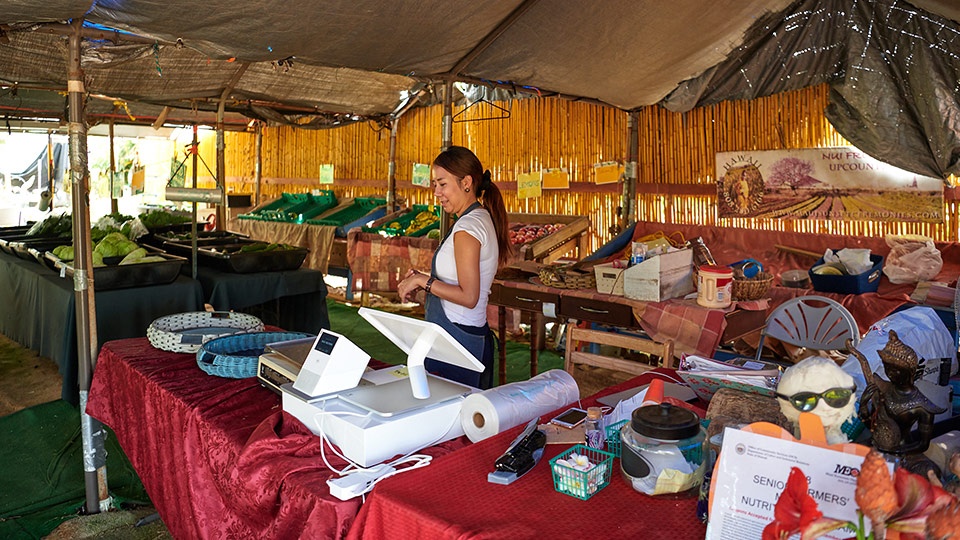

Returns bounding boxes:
[254,121,262,207]
[387,119,397,212]
[108,119,118,214]
[47,130,55,204]
[623,110,639,228]
[191,124,199,280]
[215,99,226,230]
[68,18,110,515]
[439,79,454,238]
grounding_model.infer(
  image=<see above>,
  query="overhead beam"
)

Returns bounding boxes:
[26,21,173,46]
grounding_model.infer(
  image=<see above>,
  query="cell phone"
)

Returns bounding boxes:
[550,407,587,428]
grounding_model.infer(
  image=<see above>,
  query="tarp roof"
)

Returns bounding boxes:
[1,0,959,177]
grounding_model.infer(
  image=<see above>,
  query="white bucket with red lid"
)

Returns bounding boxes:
[696,265,733,308]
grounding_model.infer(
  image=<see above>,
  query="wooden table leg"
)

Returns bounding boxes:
[530,312,541,378]
[498,305,507,386]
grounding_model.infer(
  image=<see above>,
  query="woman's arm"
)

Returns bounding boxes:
[429,230,481,309]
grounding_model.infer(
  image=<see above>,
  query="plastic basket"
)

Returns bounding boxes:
[239,191,337,222]
[364,204,441,237]
[197,331,313,378]
[307,197,386,227]
[549,444,615,500]
[604,420,628,457]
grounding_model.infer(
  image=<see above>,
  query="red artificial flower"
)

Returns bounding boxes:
[763,467,848,540]
[882,467,957,540]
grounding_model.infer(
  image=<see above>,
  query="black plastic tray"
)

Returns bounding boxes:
[159,235,258,261]
[45,251,187,291]
[10,237,70,262]
[196,243,309,273]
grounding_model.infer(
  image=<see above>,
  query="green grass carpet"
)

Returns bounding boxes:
[0,401,149,539]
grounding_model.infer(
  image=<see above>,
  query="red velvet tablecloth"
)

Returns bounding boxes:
[347,370,709,540]
[85,337,468,540]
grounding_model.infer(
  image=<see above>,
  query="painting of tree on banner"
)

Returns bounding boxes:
[716,148,943,223]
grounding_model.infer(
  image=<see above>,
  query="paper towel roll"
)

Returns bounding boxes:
[460,369,579,442]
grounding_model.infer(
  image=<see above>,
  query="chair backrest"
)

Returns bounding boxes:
[762,295,860,352]
[564,326,675,378]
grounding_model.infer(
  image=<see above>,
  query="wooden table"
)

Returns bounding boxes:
[490,278,767,386]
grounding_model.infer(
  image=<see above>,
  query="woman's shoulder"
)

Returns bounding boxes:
[456,208,493,229]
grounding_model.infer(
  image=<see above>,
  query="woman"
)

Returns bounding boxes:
[397,146,512,389]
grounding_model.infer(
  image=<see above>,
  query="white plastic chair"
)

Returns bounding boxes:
[755,295,860,362]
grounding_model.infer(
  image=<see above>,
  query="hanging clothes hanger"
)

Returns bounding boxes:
[452,98,511,123]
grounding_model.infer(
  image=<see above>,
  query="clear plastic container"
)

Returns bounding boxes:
[584,407,605,449]
[620,403,706,497]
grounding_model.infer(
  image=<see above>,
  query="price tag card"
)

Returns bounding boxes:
[541,168,569,189]
[707,426,873,540]
[412,163,431,187]
[319,164,335,184]
[517,171,541,199]
[593,161,622,185]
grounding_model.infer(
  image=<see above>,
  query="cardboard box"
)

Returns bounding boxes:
[809,253,884,294]
[623,248,695,301]
[593,261,627,296]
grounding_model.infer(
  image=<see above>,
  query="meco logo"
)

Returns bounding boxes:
[834,465,859,477]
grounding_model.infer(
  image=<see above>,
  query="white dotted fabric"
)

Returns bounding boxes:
[147,311,264,353]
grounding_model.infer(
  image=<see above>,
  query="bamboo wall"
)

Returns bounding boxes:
[200,83,959,253]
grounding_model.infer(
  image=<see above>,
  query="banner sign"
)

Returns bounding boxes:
[716,148,942,222]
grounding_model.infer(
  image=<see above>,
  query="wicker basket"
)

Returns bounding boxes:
[732,271,774,301]
[538,265,596,290]
[197,331,313,378]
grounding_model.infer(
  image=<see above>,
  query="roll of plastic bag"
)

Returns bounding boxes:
[460,369,579,442]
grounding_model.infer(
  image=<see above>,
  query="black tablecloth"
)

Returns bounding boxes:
[193,265,330,334]
[0,250,204,404]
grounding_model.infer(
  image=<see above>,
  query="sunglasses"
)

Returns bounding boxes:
[775,386,856,412]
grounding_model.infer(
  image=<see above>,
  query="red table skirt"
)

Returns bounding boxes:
[86,338,467,539]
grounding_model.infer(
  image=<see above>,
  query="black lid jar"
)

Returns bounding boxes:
[620,403,706,497]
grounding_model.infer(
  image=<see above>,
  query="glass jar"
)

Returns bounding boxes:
[620,403,706,497]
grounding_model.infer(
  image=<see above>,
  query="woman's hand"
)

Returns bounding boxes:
[398,269,428,303]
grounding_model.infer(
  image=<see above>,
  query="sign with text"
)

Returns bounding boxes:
[319,164,335,185]
[541,168,570,190]
[412,163,431,187]
[593,161,622,185]
[715,147,943,222]
[707,427,874,540]
[517,171,541,199]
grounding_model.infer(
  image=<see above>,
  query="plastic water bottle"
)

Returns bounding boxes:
[584,407,605,450]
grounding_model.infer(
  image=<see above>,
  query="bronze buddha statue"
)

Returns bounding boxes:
[851,330,946,455]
